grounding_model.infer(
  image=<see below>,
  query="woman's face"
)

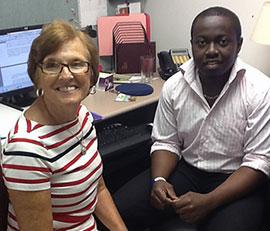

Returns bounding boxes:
[36,38,92,108]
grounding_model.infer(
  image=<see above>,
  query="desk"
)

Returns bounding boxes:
[82,78,164,119]
[82,78,164,192]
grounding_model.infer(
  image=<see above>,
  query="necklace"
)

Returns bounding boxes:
[41,100,87,154]
[77,135,87,155]
[66,120,87,155]
[203,93,219,100]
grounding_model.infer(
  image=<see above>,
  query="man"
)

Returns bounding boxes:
[114,6,270,231]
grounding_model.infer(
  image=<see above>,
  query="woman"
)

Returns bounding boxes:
[1,20,127,231]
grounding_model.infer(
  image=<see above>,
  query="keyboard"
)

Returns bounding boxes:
[1,93,36,109]
[97,123,152,158]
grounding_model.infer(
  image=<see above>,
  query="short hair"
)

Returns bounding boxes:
[28,20,99,86]
[191,6,242,42]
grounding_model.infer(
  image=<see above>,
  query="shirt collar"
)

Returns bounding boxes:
[179,58,196,85]
[180,57,246,85]
[228,57,246,84]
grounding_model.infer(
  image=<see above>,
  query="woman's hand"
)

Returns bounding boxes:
[95,177,127,231]
[150,180,177,210]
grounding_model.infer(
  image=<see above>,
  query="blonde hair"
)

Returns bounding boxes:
[28,20,99,86]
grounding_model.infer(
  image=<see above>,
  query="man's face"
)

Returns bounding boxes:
[191,15,242,79]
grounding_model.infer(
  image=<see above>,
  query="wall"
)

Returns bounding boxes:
[144,0,270,76]
[0,0,141,29]
[107,0,146,15]
[1,0,269,75]
[0,0,78,29]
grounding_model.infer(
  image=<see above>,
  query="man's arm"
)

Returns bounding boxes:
[151,150,179,179]
[150,150,179,209]
[171,166,267,224]
[207,166,266,209]
[94,177,127,231]
[8,189,53,231]
[150,76,183,209]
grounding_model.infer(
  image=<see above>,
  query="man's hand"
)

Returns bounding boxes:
[150,180,178,210]
[170,191,213,224]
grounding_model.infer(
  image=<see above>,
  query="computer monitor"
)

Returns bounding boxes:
[0,25,42,99]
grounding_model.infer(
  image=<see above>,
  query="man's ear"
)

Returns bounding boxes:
[237,37,243,54]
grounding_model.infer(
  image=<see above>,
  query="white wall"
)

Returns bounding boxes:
[145,0,270,76]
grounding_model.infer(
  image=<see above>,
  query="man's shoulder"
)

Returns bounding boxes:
[162,71,186,97]
[165,71,184,84]
[238,59,269,79]
[236,59,270,89]
[163,59,194,88]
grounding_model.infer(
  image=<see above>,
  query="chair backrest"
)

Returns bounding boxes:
[0,143,9,231]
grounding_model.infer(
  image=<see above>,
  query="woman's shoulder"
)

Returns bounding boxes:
[7,113,31,138]
[78,104,96,126]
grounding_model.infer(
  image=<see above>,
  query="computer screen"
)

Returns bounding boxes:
[0,25,42,97]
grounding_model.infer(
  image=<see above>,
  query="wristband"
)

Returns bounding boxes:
[153,176,167,183]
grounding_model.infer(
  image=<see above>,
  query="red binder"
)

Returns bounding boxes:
[114,42,156,74]
[113,22,156,74]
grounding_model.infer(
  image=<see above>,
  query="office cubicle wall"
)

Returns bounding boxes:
[0,0,143,30]
[0,0,77,29]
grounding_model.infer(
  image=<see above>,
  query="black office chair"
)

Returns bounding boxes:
[262,181,270,231]
[0,167,8,231]
[150,219,197,231]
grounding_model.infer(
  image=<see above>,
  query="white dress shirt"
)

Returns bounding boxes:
[151,58,270,176]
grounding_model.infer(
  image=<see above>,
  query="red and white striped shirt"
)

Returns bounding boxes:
[1,105,103,231]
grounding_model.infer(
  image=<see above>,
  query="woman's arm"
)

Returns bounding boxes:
[8,189,53,231]
[94,177,127,231]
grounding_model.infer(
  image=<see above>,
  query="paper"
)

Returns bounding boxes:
[113,74,142,84]
[77,0,107,26]
[116,2,141,15]
[115,93,136,102]
[129,2,141,14]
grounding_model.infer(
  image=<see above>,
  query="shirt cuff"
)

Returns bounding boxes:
[241,153,270,177]
[150,141,181,157]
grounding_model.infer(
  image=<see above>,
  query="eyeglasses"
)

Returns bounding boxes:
[38,61,90,75]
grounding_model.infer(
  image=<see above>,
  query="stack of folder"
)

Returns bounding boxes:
[97,13,150,56]
[113,21,145,44]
